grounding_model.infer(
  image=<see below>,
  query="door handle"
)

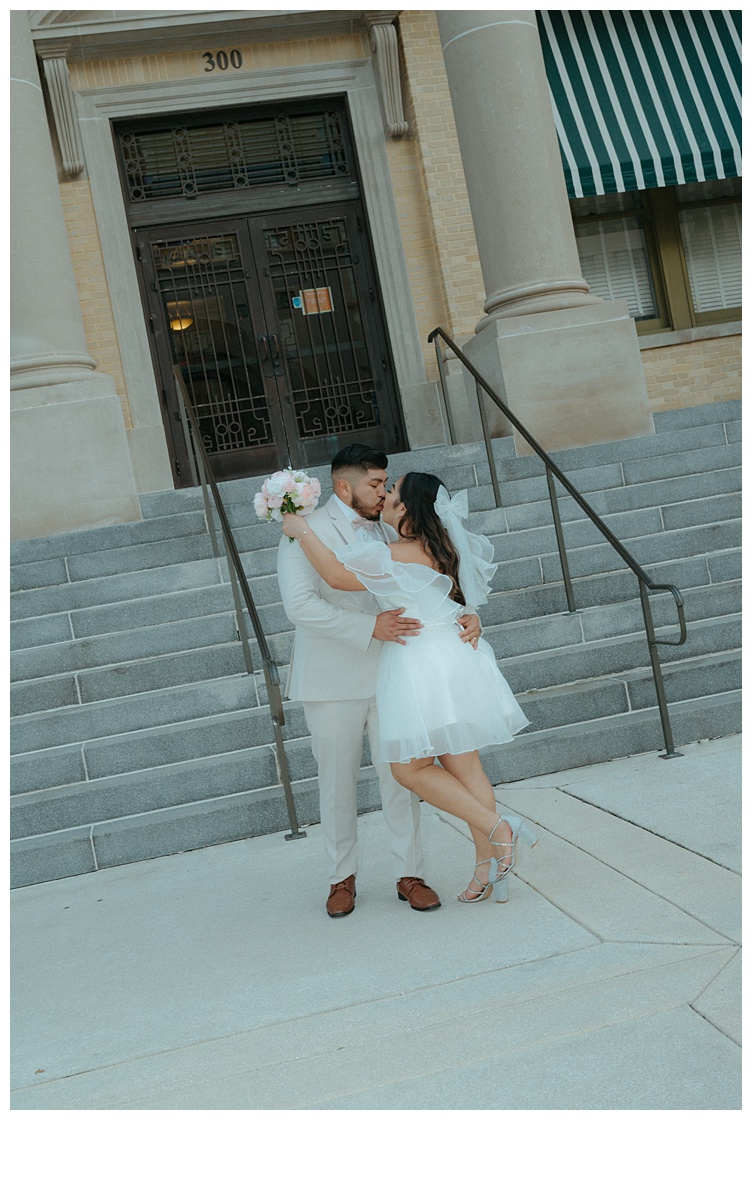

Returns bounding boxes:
[258,334,269,361]
[269,332,280,368]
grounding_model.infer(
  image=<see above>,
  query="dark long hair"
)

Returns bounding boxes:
[397,472,465,605]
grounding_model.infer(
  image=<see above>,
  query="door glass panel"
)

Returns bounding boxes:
[151,234,275,453]
[263,218,381,438]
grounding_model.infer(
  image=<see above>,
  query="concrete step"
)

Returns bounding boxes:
[517,649,741,733]
[11,582,236,651]
[10,559,223,622]
[473,469,741,535]
[11,570,740,759]
[10,741,285,840]
[133,400,739,522]
[10,531,216,592]
[200,468,742,562]
[12,503,740,654]
[651,398,740,430]
[534,518,741,585]
[493,419,729,479]
[11,673,260,756]
[11,611,239,684]
[11,616,740,801]
[8,397,742,888]
[10,687,741,888]
[9,509,208,567]
[11,552,740,721]
[480,689,741,785]
[470,442,741,513]
[480,558,738,627]
[12,640,248,715]
[9,773,341,889]
[10,701,308,797]
[496,613,741,694]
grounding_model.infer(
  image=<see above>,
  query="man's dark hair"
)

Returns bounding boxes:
[331,444,388,477]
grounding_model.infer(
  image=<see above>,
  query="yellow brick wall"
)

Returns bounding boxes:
[640,336,742,412]
[59,178,132,427]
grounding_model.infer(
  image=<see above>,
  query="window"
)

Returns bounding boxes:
[572,179,741,333]
[572,193,659,324]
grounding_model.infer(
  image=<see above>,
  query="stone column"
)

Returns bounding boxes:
[10,10,139,537]
[436,9,653,451]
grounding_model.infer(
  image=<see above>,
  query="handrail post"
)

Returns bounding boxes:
[639,581,683,759]
[173,370,200,489]
[183,385,256,676]
[172,366,306,838]
[432,334,456,445]
[546,467,577,614]
[475,379,502,508]
[427,326,686,760]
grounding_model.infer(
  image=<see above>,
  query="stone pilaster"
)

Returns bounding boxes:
[10,10,140,537]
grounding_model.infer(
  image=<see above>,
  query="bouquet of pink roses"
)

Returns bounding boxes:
[254,468,322,540]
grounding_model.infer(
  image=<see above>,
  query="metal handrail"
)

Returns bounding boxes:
[428,327,688,758]
[172,367,305,838]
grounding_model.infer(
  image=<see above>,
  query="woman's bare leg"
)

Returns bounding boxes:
[391,752,511,895]
[439,751,512,896]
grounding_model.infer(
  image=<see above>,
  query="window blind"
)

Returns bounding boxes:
[575,218,658,318]
[678,202,742,311]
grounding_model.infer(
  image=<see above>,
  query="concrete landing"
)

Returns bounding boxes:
[10,736,741,1110]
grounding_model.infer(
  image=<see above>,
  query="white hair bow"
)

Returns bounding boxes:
[433,486,497,608]
[434,487,469,523]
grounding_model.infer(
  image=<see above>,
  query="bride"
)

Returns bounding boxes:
[282,471,538,905]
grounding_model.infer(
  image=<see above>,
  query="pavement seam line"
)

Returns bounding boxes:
[553,782,741,875]
[688,1002,741,1048]
[88,825,99,871]
[77,972,737,1111]
[10,945,731,1093]
[501,792,739,943]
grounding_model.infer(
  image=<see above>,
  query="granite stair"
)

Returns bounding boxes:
[10,399,741,886]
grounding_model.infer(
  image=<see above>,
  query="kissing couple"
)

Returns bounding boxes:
[276,443,535,918]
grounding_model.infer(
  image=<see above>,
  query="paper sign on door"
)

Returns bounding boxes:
[294,287,334,315]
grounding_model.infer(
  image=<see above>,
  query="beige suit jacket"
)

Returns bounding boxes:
[277,495,388,702]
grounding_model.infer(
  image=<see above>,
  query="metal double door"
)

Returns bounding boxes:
[136,201,405,484]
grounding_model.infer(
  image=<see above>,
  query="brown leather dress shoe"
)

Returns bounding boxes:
[326,875,356,918]
[397,877,441,911]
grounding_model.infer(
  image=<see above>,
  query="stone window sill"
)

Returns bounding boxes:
[638,321,742,350]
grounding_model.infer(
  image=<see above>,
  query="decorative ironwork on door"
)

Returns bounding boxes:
[261,217,381,439]
[136,203,404,483]
[120,109,351,203]
[151,232,275,457]
[121,99,405,485]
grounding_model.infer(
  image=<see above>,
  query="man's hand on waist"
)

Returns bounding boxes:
[373,608,423,646]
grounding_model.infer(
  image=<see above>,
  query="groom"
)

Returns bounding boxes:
[277,443,481,918]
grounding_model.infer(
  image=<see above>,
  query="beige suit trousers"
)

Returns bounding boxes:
[304,695,425,885]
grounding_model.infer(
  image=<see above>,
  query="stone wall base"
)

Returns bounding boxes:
[11,378,141,539]
[459,301,655,455]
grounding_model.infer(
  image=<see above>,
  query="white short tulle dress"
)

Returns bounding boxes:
[336,541,529,764]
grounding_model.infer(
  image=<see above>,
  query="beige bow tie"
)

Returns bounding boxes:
[351,515,377,530]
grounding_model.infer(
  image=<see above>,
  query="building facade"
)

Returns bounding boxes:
[10,9,741,539]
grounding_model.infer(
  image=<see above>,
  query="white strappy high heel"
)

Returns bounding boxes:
[488,814,539,903]
[456,814,539,904]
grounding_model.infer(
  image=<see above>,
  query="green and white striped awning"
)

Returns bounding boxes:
[537,10,742,198]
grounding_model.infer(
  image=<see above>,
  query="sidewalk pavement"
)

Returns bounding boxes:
[10,734,741,1110]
